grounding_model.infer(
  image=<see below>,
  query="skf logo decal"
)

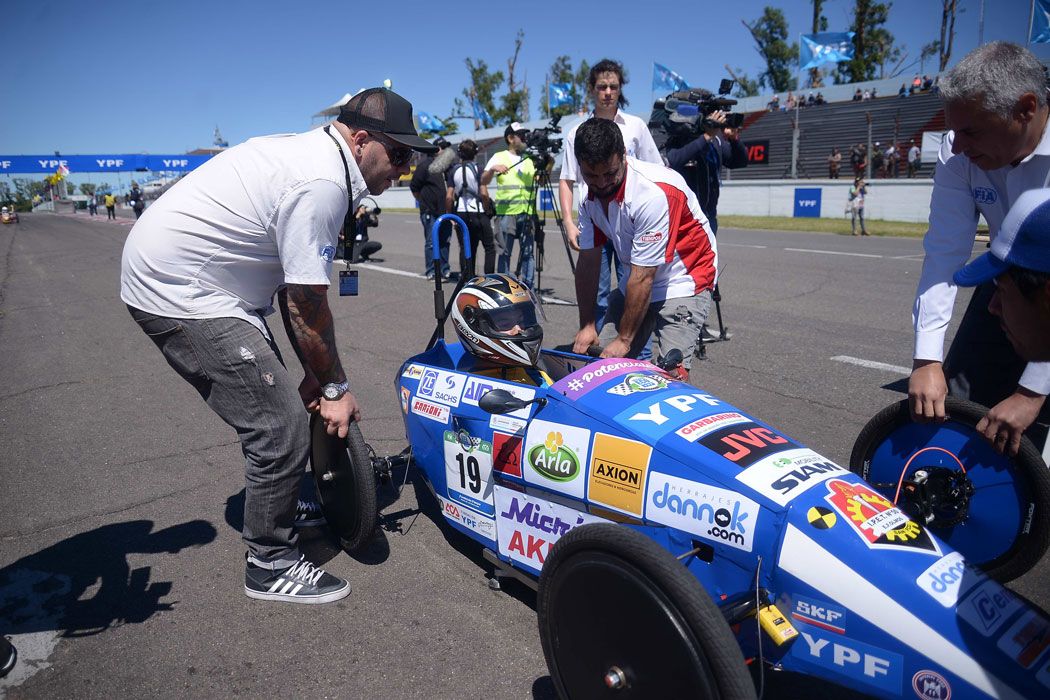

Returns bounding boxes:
[638,230,663,243]
[824,479,939,555]
[973,186,997,204]
[791,595,846,634]
[807,506,837,530]
[912,670,951,700]
[698,421,795,467]
[492,432,523,478]
[587,434,651,516]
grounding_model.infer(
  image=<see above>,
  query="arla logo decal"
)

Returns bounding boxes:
[528,432,579,482]
[607,372,669,396]
[912,670,951,700]
[915,551,985,608]
[645,472,760,552]
[522,420,590,499]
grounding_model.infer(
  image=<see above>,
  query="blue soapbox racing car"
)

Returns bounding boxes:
[311,216,1050,700]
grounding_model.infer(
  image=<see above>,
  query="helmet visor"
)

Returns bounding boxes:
[483,301,540,334]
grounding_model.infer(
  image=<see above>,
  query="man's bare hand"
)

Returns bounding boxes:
[573,327,599,355]
[601,337,631,359]
[564,221,581,251]
[320,392,363,439]
[909,360,948,422]
[976,389,1046,456]
[490,164,509,175]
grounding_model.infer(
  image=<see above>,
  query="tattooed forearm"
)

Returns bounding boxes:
[281,284,346,384]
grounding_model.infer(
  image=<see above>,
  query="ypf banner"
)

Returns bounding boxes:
[0,154,214,173]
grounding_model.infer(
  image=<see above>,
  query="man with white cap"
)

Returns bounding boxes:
[955,189,1050,453]
[482,122,537,288]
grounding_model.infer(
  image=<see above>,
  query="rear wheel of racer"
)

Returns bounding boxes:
[538,523,756,700]
[850,397,1050,582]
[309,414,379,552]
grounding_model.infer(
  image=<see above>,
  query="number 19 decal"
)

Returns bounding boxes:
[443,431,495,517]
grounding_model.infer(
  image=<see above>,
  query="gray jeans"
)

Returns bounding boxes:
[598,289,712,370]
[127,306,306,570]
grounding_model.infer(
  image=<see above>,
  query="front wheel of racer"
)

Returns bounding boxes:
[309,414,379,552]
[537,523,756,700]
[850,397,1050,582]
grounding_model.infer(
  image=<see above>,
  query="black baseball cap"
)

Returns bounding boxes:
[338,87,437,153]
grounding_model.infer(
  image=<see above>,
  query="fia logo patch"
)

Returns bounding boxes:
[320,245,336,262]
[973,187,997,204]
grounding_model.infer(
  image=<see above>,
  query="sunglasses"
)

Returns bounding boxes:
[368,132,413,167]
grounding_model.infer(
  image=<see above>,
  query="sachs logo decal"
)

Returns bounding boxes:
[528,432,580,482]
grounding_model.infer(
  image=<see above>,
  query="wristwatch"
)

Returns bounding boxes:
[321,381,349,401]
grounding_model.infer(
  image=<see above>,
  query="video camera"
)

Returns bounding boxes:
[649,78,744,150]
[523,115,563,170]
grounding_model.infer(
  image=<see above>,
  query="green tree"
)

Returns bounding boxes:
[725,65,760,97]
[453,29,532,129]
[838,1,899,83]
[496,29,530,124]
[938,0,959,71]
[78,182,98,196]
[541,55,591,119]
[456,58,504,130]
[808,0,829,87]
[743,7,798,93]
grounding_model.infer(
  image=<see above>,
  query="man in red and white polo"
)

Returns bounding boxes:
[570,118,717,378]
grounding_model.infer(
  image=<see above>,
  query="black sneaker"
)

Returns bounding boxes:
[244,556,350,604]
[1,635,15,678]
[295,499,326,527]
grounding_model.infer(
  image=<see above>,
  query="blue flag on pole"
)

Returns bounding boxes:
[799,32,856,69]
[652,63,689,92]
[549,82,573,109]
[471,99,494,129]
[1032,0,1050,43]
[416,111,445,132]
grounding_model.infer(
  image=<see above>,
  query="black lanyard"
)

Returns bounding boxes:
[323,125,355,239]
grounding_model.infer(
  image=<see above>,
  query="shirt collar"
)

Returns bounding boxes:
[1019,112,1050,163]
[589,109,626,125]
[327,123,370,204]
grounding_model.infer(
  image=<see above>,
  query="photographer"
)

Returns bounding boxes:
[664,107,748,235]
[411,137,453,280]
[482,123,538,288]
[445,139,497,276]
[349,203,382,262]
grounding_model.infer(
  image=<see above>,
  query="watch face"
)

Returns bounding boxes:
[323,386,340,400]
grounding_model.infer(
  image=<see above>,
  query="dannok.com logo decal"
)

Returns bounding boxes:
[528,432,580,482]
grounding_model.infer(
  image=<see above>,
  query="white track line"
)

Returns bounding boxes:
[353,262,576,305]
[784,247,883,258]
[831,355,911,374]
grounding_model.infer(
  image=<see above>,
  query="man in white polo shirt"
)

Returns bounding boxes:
[909,42,1050,455]
[570,118,717,379]
[121,88,435,604]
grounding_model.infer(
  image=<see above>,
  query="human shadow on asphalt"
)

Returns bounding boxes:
[0,519,216,638]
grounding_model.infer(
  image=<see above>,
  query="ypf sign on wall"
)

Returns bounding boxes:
[793,188,822,218]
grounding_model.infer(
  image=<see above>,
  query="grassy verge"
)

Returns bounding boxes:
[717,215,931,238]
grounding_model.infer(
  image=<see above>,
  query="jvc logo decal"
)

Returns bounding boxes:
[697,421,795,468]
[645,472,759,552]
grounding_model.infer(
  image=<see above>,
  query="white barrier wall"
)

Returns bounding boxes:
[718,179,935,223]
[376,179,938,225]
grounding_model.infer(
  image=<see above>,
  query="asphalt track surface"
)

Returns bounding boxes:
[1,209,1047,699]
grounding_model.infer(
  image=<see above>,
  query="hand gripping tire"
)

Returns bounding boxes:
[537,523,756,700]
[309,414,379,552]
[850,397,1050,582]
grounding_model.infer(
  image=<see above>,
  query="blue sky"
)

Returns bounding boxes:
[0,0,1043,156]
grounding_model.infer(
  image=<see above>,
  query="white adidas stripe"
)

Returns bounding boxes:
[779,524,1027,700]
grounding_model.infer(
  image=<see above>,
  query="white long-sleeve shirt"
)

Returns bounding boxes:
[913,122,1050,393]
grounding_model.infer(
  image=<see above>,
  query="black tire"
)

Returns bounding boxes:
[538,523,756,700]
[309,414,378,552]
[850,397,1050,582]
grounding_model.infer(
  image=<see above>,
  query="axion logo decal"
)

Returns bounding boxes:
[588,434,651,516]
[528,432,580,482]
[607,372,669,396]
[824,479,939,555]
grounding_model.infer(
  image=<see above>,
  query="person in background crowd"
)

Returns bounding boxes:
[885,143,899,178]
[349,204,382,263]
[849,176,869,236]
[104,192,116,220]
[120,87,435,603]
[411,137,453,280]
[88,194,98,216]
[910,42,1050,456]
[908,139,922,178]
[482,123,538,289]
[899,83,908,98]
[853,88,863,101]
[129,183,145,219]
[872,141,885,177]
[828,147,842,179]
[560,58,662,331]
[445,139,497,276]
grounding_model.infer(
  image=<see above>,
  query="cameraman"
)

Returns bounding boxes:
[560,59,662,331]
[665,109,748,234]
[482,123,538,288]
[349,204,382,262]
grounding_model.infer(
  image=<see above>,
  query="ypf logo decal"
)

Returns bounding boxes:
[824,479,939,555]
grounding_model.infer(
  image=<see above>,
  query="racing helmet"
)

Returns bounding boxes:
[1,207,7,213]
[451,273,544,367]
